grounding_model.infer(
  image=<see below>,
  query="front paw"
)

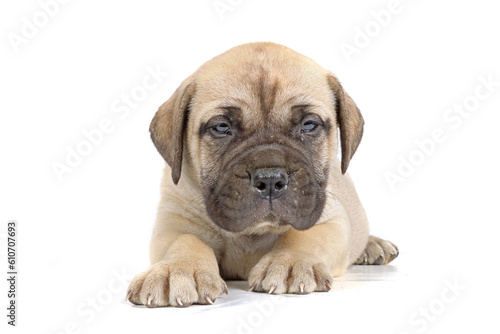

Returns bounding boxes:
[248,251,333,294]
[126,260,227,308]
[354,235,399,265]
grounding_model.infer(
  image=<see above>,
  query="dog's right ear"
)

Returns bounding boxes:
[150,77,196,185]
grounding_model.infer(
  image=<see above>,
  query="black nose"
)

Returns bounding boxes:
[252,168,288,199]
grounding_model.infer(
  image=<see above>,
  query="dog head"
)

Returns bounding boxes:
[150,43,363,233]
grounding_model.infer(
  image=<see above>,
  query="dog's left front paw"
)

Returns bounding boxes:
[248,251,333,294]
[354,235,399,265]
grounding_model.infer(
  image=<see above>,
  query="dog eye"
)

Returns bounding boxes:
[212,123,232,136]
[301,121,318,133]
[215,123,231,133]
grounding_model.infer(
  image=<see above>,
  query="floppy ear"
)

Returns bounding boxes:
[327,74,364,174]
[149,77,196,185]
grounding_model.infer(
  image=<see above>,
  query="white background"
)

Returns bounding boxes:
[1,0,499,333]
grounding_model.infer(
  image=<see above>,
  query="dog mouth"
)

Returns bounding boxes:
[202,146,327,233]
[206,175,324,233]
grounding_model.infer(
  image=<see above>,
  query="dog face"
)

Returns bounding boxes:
[150,43,363,233]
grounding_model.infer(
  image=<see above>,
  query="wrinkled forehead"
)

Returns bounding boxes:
[190,60,335,129]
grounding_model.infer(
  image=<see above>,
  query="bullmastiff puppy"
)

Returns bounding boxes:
[127,42,398,307]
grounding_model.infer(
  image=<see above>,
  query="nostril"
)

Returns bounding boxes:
[256,182,267,191]
[275,181,285,190]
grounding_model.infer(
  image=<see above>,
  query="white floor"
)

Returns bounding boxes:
[5,253,496,334]
[101,263,457,334]
[106,262,490,334]
[117,265,409,334]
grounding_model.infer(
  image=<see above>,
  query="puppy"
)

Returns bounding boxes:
[127,42,398,307]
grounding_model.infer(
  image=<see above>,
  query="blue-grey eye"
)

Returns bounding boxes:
[214,123,231,134]
[301,120,318,132]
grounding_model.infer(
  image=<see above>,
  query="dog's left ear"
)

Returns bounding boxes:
[150,77,196,185]
[327,74,364,174]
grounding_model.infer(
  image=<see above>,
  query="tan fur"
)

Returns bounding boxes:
[127,42,398,307]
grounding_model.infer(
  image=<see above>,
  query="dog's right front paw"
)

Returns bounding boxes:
[126,260,227,308]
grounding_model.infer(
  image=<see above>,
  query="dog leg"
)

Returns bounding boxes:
[248,220,350,294]
[127,234,227,307]
[353,235,399,265]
